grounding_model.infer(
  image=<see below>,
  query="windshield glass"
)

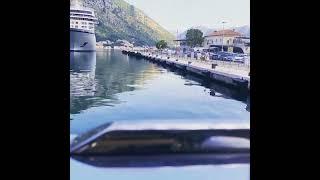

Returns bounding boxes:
[71,129,249,155]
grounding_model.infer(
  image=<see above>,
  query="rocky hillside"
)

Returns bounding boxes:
[77,0,174,46]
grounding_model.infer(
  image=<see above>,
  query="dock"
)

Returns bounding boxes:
[122,49,250,91]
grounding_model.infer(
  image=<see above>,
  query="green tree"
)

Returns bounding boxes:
[156,40,168,49]
[186,29,204,47]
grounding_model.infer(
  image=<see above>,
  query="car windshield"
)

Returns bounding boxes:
[71,126,249,155]
[70,122,250,167]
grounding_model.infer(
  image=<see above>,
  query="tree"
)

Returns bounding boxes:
[156,40,168,49]
[186,29,204,47]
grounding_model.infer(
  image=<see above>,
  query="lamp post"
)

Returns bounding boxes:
[221,21,226,52]
[176,29,179,48]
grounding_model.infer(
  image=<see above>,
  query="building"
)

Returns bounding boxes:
[113,40,134,48]
[233,36,250,54]
[173,39,189,53]
[204,29,250,53]
[204,29,241,48]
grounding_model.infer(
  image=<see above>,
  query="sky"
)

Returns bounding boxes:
[124,0,250,33]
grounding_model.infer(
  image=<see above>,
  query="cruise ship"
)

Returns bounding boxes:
[70,1,98,51]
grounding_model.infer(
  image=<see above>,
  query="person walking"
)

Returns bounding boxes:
[205,52,209,61]
[197,51,201,60]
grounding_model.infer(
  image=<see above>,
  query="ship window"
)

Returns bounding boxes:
[75,22,78,24]
[70,10,92,15]
[75,25,78,28]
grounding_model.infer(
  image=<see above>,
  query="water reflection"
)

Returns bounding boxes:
[179,73,248,102]
[70,50,160,115]
[246,96,250,112]
[70,52,96,96]
[70,50,249,134]
[70,52,97,114]
[151,64,249,103]
[93,50,160,99]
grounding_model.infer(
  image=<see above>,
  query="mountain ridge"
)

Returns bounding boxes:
[77,0,174,46]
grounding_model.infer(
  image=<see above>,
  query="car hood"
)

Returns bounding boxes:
[70,120,250,180]
[71,157,249,180]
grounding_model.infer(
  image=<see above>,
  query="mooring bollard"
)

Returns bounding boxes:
[212,64,217,69]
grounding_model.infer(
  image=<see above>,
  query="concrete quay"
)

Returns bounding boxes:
[122,50,250,91]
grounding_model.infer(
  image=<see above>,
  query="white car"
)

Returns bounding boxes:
[227,54,246,63]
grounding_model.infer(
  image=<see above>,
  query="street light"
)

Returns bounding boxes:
[221,21,227,52]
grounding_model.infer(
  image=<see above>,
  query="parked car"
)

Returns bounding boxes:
[210,53,219,60]
[216,52,233,61]
[211,51,226,60]
[234,54,247,63]
[225,53,245,62]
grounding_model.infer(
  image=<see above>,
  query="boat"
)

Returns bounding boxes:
[70,0,98,51]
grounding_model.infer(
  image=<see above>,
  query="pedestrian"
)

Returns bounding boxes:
[205,52,209,60]
[197,51,201,60]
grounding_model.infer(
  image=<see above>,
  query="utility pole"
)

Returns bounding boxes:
[176,29,179,48]
[221,21,226,52]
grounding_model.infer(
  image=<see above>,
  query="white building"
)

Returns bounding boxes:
[234,36,250,54]
[204,29,242,51]
[173,39,189,53]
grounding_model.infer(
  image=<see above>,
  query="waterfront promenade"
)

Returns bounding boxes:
[122,48,250,90]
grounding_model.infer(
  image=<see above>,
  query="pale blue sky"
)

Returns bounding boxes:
[124,0,250,33]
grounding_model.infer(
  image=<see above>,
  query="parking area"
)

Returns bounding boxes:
[147,50,250,73]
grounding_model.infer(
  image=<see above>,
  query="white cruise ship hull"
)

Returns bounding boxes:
[70,28,96,51]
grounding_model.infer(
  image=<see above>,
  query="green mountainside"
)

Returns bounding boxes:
[79,0,174,46]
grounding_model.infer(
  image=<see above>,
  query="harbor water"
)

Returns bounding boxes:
[70,49,250,180]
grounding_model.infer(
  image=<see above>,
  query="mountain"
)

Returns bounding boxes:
[177,25,250,39]
[233,25,250,37]
[77,0,174,46]
[177,26,213,40]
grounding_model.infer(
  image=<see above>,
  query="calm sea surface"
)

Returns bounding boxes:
[70,49,250,180]
[70,50,249,134]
